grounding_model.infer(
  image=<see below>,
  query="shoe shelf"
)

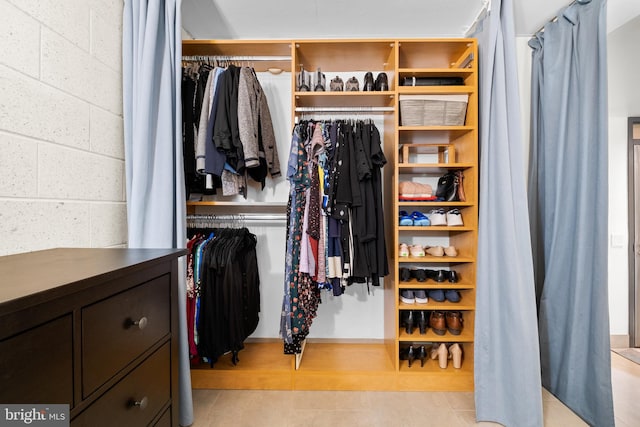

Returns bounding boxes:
[398,225,474,232]
[397,343,474,379]
[397,327,474,343]
[398,281,475,290]
[398,201,474,207]
[398,300,475,311]
[398,360,473,375]
[397,255,474,263]
[293,91,395,108]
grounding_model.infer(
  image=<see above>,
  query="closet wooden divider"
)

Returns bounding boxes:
[184,38,477,391]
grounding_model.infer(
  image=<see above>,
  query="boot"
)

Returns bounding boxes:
[403,310,415,335]
[417,310,428,334]
[363,71,375,91]
[375,72,389,91]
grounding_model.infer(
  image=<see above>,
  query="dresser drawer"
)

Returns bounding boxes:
[154,407,172,427]
[0,315,73,405]
[73,342,170,427]
[82,274,170,397]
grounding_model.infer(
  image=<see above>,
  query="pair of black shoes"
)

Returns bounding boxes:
[402,310,428,335]
[363,72,389,91]
[400,345,428,367]
[399,268,458,283]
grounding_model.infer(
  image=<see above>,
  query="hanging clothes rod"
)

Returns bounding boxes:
[182,55,292,62]
[295,106,394,113]
[186,213,287,222]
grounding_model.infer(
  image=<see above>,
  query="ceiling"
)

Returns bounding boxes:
[181,0,640,39]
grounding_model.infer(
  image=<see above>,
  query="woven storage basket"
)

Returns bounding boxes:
[400,94,468,126]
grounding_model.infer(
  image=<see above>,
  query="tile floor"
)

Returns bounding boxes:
[191,351,640,426]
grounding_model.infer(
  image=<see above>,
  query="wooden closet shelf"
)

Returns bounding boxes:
[398,301,475,311]
[397,86,475,95]
[398,67,476,76]
[398,281,475,290]
[398,201,474,208]
[397,328,474,342]
[397,256,475,263]
[398,225,475,232]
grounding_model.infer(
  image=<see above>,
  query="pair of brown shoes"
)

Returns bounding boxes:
[429,311,463,335]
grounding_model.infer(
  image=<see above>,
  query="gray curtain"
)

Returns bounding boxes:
[472,0,543,425]
[123,1,194,426]
[528,1,614,426]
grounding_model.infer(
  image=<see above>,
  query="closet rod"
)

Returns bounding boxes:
[186,213,287,222]
[182,55,292,62]
[295,106,394,113]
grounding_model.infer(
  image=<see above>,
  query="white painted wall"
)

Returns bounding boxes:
[607,15,640,336]
[0,0,126,256]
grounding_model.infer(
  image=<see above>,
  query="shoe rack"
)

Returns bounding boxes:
[393,39,478,390]
[182,38,477,391]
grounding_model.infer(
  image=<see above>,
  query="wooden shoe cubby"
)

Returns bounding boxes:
[184,38,477,391]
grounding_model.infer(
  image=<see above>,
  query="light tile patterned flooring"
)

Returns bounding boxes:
[191,351,640,426]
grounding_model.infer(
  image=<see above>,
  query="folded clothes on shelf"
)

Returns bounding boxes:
[398,181,435,201]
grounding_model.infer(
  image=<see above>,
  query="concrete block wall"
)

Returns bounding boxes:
[0,0,126,256]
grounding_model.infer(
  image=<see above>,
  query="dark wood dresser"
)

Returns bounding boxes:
[0,248,186,426]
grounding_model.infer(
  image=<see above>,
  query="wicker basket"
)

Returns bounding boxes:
[400,94,468,126]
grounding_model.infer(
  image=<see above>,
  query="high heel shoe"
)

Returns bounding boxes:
[431,343,448,369]
[418,345,427,367]
[403,310,415,335]
[417,310,428,334]
[449,343,463,369]
[400,345,416,367]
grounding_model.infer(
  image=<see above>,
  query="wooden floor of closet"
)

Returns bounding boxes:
[190,342,474,391]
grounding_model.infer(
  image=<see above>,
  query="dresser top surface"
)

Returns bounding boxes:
[0,248,186,311]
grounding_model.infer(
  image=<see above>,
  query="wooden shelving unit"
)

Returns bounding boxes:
[392,39,478,390]
[184,38,478,392]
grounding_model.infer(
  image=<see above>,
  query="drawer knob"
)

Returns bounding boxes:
[129,316,148,330]
[131,396,148,410]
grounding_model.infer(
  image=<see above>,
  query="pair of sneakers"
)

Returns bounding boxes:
[399,210,430,226]
[429,208,463,226]
[400,289,428,304]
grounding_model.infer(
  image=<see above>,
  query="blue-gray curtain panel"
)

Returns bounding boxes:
[528,1,614,426]
[473,0,543,426]
[123,1,193,426]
